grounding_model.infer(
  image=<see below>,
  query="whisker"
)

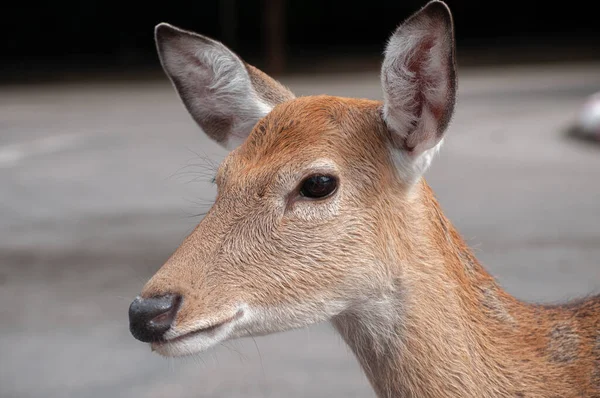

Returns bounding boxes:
[182,197,215,206]
[210,350,220,367]
[165,164,216,183]
[171,169,216,178]
[248,331,267,383]
[185,148,222,172]
[220,342,248,362]
[165,146,222,185]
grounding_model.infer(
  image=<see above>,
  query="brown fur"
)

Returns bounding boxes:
[141,96,600,397]
[245,63,295,106]
[142,3,600,396]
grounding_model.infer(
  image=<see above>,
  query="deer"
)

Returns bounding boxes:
[127,1,600,397]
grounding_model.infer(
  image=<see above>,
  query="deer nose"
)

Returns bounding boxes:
[128,294,182,343]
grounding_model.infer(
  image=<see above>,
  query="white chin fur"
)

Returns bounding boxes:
[152,305,250,357]
[150,299,348,357]
[151,327,229,357]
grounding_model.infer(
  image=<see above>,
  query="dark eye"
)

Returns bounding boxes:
[299,175,338,199]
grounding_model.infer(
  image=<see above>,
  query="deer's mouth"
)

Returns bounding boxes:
[150,309,244,355]
[167,315,237,341]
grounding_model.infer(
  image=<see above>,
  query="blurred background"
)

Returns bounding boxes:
[3,0,600,81]
[1,1,600,397]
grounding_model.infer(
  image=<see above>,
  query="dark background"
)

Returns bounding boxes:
[3,0,600,82]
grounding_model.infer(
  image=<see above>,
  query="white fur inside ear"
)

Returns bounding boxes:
[391,139,444,184]
[157,24,273,148]
[194,45,273,147]
[380,1,456,182]
[382,30,448,140]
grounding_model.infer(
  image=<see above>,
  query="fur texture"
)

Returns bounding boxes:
[135,2,600,397]
[381,1,456,183]
[155,23,294,149]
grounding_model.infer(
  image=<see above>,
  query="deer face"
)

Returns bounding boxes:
[128,0,457,357]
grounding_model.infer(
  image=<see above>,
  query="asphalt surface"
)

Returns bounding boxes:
[2,63,600,398]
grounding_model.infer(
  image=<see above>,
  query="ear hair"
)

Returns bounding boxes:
[155,23,295,150]
[380,1,457,181]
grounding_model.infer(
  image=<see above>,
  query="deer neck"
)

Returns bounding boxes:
[331,180,598,398]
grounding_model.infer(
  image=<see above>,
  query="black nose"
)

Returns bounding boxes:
[128,294,182,343]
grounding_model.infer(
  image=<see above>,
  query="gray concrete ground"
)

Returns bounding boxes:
[1,63,600,398]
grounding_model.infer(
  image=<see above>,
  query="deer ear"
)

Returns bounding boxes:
[381,1,457,180]
[155,23,295,150]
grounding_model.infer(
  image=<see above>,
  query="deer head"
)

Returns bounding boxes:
[129,0,457,357]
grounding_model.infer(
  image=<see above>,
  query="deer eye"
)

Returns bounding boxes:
[299,175,338,199]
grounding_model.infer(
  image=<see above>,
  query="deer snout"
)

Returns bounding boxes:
[128,294,182,343]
